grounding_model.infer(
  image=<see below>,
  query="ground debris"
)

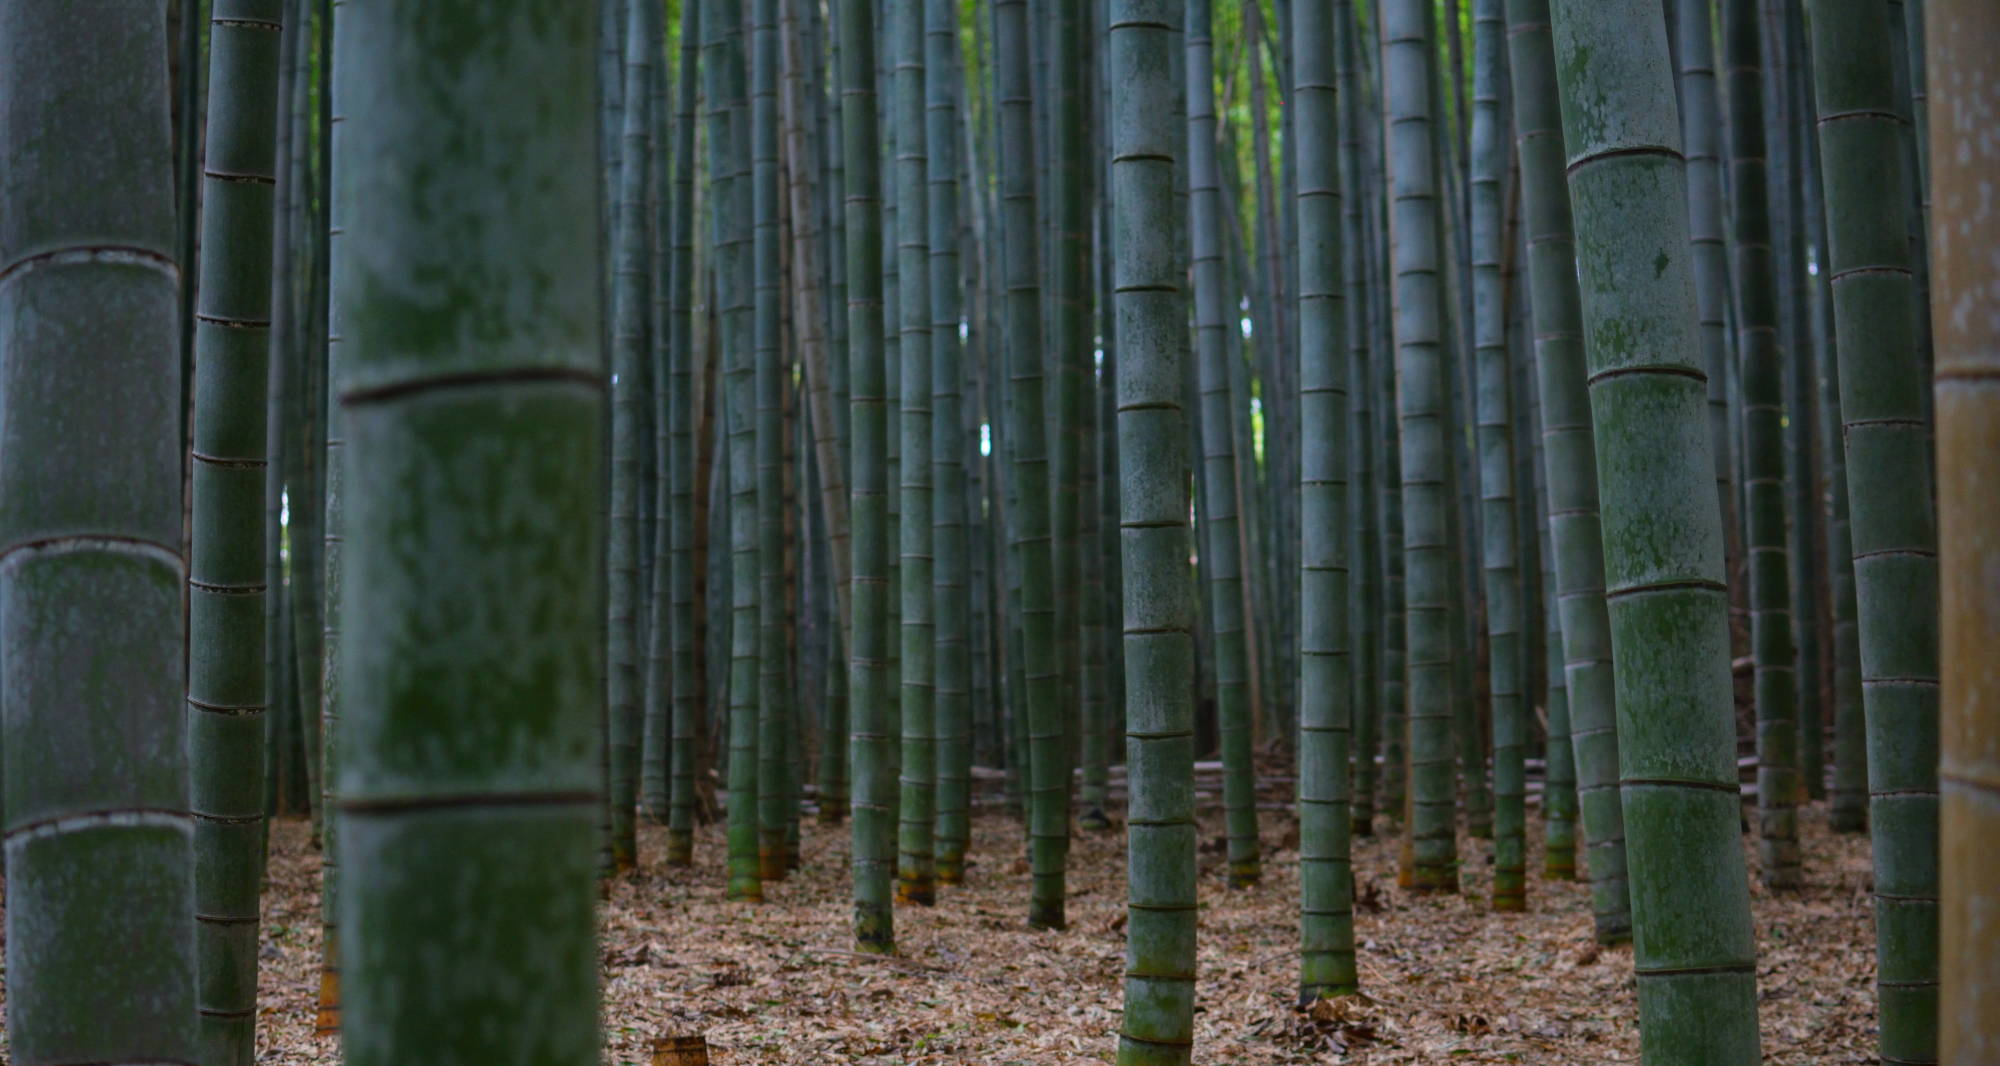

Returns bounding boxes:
[0,797,1878,1065]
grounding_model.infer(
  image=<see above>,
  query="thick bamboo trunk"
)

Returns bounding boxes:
[328,2,603,1060]
[1547,0,1762,1058]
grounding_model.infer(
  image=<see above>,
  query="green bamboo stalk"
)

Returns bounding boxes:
[0,7,194,1063]
[998,0,1067,930]
[608,0,655,875]
[1383,0,1459,893]
[1547,1,1761,1058]
[642,36,673,828]
[667,0,704,863]
[1332,0,1377,839]
[1295,0,1358,998]
[1932,10,1999,1061]
[1816,228,1867,834]
[928,0,972,878]
[840,0,896,953]
[1720,0,1802,891]
[188,4,283,1061]
[1769,0,1826,807]
[1468,0,1523,912]
[1109,3,1198,1059]
[317,0,346,1025]
[1188,0,1262,889]
[329,1,602,1061]
[707,0,763,904]
[1671,0,1739,578]
[1047,0,1090,833]
[1502,0,1631,939]
[753,0,796,885]
[1807,4,1941,1059]
[1532,360,1578,881]
[888,0,937,905]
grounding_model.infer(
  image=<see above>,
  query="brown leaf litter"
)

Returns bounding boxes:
[0,802,1879,1064]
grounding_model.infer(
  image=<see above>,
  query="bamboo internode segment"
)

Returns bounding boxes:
[1930,3,1998,1062]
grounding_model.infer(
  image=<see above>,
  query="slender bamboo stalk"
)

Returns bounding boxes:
[928,0,973,882]
[1187,0,1261,889]
[706,0,763,904]
[667,0,705,863]
[1295,0,1358,998]
[888,0,937,905]
[1468,0,1523,912]
[753,0,796,885]
[1109,3,1199,1059]
[997,0,1067,930]
[1720,0,1802,891]
[839,0,896,953]
[1382,0,1460,894]
[1671,0,1740,602]
[607,0,655,875]
[1335,0,1377,838]
[1547,1,1762,1058]
[188,3,283,1060]
[1807,3,1942,1059]
[1502,0,1631,939]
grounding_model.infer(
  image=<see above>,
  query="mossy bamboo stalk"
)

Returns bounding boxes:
[1547,0,1762,1057]
[0,7,195,1063]
[1110,3,1199,1059]
[328,1,602,1060]
[1807,3,1942,1059]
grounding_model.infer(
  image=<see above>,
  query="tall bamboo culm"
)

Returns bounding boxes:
[1185,0,1260,889]
[667,0,705,866]
[1547,0,1761,1060]
[1109,4,1199,1060]
[1930,7,2000,1062]
[1807,3,1942,1060]
[1381,0,1459,894]
[839,0,897,954]
[329,1,603,1061]
[1502,0,1631,940]
[996,0,1067,931]
[708,0,763,904]
[1295,0,1358,998]
[187,3,284,1063]
[0,8,195,1065]
[928,0,973,884]
[1720,0,1802,891]
[890,0,937,906]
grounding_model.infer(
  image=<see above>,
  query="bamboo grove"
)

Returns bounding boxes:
[0,1,1994,1065]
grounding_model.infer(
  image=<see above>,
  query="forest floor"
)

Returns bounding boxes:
[209,789,1882,1065]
